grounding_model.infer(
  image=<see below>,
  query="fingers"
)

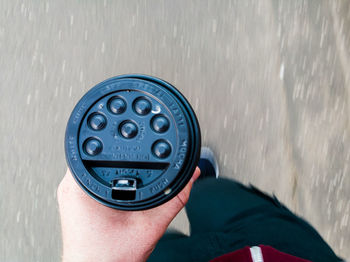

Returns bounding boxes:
[57,169,86,205]
[191,166,201,183]
[153,167,200,221]
[56,170,70,204]
[176,166,200,206]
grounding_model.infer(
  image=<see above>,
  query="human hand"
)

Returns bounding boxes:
[57,167,200,262]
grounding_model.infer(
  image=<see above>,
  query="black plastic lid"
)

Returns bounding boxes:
[65,75,201,210]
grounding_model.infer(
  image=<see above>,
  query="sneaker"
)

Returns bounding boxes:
[198,147,219,179]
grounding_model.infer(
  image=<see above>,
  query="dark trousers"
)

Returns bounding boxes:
[148,178,342,262]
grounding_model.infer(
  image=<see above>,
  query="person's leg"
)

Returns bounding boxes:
[148,166,272,262]
[151,147,342,261]
[186,177,279,234]
[147,232,189,262]
[148,231,231,262]
[188,147,275,233]
[186,177,342,261]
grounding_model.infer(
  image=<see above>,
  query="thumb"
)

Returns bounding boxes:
[176,166,201,207]
[154,166,201,220]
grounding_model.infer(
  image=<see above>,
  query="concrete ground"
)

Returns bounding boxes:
[0,0,349,261]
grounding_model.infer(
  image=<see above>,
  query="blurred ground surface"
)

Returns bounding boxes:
[0,0,349,261]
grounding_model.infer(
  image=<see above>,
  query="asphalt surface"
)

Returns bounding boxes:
[0,0,349,261]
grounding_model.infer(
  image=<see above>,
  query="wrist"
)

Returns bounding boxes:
[62,244,154,262]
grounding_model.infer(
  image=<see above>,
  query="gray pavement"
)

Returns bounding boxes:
[0,0,349,261]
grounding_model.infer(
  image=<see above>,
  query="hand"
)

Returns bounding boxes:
[57,167,200,262]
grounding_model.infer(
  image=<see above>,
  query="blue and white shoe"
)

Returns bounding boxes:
[198,147,219,179]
